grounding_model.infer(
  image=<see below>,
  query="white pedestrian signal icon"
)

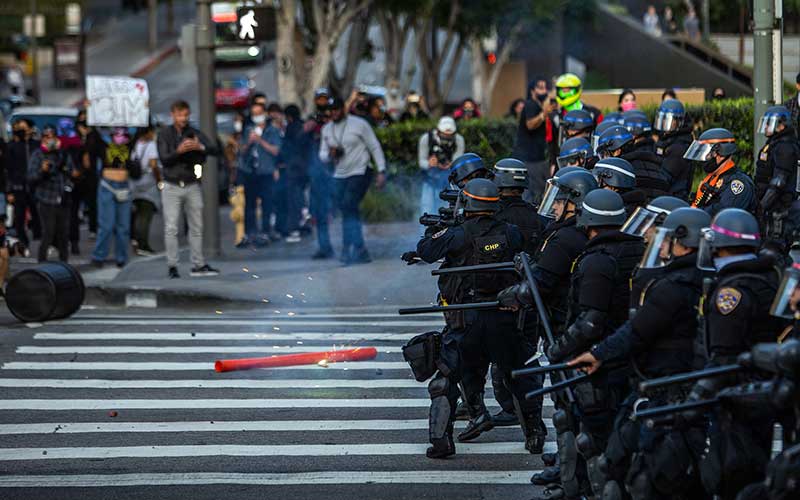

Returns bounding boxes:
[238,9,258,40]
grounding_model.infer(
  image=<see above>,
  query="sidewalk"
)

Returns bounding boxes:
[77,210,436,310]
[38,0,195,106]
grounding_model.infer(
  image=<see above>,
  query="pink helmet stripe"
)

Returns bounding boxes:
[711,223,760,241]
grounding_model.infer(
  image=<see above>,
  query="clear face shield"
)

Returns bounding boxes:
[557,150,586,168]
[638,227,673,269]
[683,140,714,162]
[696,227,716,271]
[770,268,800,319]
[538,180,569,219]
[622,206,665,241]
[757,115,781,137]
[654,111,680,132]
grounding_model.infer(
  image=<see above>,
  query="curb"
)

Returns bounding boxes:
[130,44,179,78]
[85,284,266,309]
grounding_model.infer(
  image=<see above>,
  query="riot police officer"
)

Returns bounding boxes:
[416,178,540,458]
[596,125,671,201]
[556,137,592,171]
[690,208,788,498]
[623,110,656,154]
[592,157,647,215]
[591,120,619,155]
[654,98,695,200]
[493,158,544,253]
[448,152,493,189]
[568,207,711,500]
[755,105,800,247]
[560,108,595,145]
[686,128,756,216]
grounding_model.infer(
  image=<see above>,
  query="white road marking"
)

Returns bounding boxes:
[17,346,404,354]
[0,470,540,487]
[0,378,422,389]
[56,319,443,327]
[34,332,416,341]
[0,442,555,461]
[0,361,411,371]
[0,419,554,434]
[69,313,440,319]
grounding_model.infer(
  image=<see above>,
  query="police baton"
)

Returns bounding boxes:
[512,362,588,379]
[638,364,743,393]
[398,301,500,315]
[430,262,515,276]
[524,372,590,400]
[633,398,720,422]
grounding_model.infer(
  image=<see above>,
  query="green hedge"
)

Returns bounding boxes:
[365,98,758,222]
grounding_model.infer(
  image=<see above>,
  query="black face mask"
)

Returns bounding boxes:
[13,129,25,139]
[535,92,549,103]
[703,158,719,173]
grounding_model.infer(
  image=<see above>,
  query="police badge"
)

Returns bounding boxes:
[731,180,745,195]
[716,287,742,315]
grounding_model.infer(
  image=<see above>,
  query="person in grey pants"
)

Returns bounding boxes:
[157,100,220,279]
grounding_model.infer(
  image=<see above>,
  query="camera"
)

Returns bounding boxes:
[331,147,346,163]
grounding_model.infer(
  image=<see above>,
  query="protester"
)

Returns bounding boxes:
[266,103,288,239]
[306,92,335,259]
[367,97,394,128]
[643,5,661,36]
[418,116,465,217]
[131,125,162,256]
[618,88,637,112]
[238,101,282,248]
[507,99,525,121]
[27,124,74,263]
[224,112,245,189]
[512,78,557,203]
[91,128,140,267]
[280,104,310,244]
[399,91,429,122]
[453,98,481,121]
[73,111,103,247]
[319,97,386,265]
[6,118,41,250]
[157,100,220,278]
[662,88,677,101]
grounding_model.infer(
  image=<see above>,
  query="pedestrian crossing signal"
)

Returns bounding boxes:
[235,6,276,42]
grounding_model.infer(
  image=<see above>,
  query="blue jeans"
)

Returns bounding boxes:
[309,160,333,253]
[242,173,273,237]
[333,172,371,254]
[92,180,132,264]
[273,174,288,235]
[419,170,450,218]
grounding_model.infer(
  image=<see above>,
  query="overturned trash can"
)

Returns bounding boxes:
[6,262,85,322]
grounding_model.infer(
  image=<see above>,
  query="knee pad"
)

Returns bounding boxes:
[576,432,597,458]
[627,470,653,500]
[553,409,571,433]
[428,375,450,399]
[557,429,580,498]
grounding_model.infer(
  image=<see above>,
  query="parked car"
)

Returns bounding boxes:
[214,77,254,110]
[5,106,79,140]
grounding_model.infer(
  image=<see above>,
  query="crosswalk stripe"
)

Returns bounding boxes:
[55,319,444,327]
[0,378,422,389]
[0,398,557,410]
[0,419,555,434]
[16,346,404,354]
[0,471,540,487]
[0,442,556,461]
[34,333,417,341]
[70,313,441,319]
[1,361,411,371]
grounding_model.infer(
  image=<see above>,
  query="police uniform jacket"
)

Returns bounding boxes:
[621,148,671,201]
[496,196,544,255]
[655,129,694,201]
[755,126,800,212]
[696,166,756,217]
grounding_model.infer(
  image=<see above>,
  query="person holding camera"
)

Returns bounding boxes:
[27,124,76,263]
[512,78,558,204]
[319,97,386,265]
[418,116,464,217]
[157,100,220,279]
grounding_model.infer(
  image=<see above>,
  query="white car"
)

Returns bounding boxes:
[5,106,79,140]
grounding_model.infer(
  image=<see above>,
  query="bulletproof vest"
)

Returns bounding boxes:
[428,129,457,163]
[445,216,517,303]
[568,231,645,331]
[701,261,785,362]
[755,129,800,205]
[496,197,542,254]
[654,130,692,158]
[622,150,671,201]
[536,218,589,322]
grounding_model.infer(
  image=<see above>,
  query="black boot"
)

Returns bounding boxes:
[491,409,519,427]
[457,411,495,442]
[524,417,548,454]
[542,452,558,467]
[531,465,561,485]
[426,432,455,459]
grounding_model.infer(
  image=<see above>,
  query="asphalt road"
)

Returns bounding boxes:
[0,305,551,499]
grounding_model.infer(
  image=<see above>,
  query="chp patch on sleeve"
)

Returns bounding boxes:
[715,287,743,315]
[730,180,745,195]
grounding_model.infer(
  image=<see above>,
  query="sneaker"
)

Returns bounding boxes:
[312,249,334,260]
[168,266,180,279]
[190,264,220,277]
[254,234,271,247]
[268,231,282,242]
[285,231,301,243]
[531,465,561,485]
[135,247,155,257]
[116,261,126,269]
[235,236,252,249]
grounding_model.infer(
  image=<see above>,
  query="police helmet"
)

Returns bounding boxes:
[622,195,690,238]
[596,125,634,157]
[603,111,624,125]
[577,189,627,229]
[449,153,490,187]
[683,128,737,162]
[758,105,792,136]
[593,157,636,190]
[493,158,528,189]
[553,166,586,178]
[562,109,595,133]
[555,73,583,109]
[538,169,598,219]
[697,208,761,270]
[458,178,500,213]
[654,98,686,132]
[622,111,652,137]
[592,120,622,152]
[639,207,711,268]
[557,137,592,168]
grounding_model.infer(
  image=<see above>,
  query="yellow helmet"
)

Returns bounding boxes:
[555,73,583,109]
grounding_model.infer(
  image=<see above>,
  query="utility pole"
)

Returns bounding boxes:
[196,0,220,257]
[30,0,39,102]
[753,0,783,163]
[148,0,158,52]
[701,0,710,40]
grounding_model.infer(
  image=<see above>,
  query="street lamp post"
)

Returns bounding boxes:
[196,0,220,257]
[30,0,39,102]
[753,0,783,164]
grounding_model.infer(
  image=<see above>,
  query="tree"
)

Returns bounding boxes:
[374,0,426,97]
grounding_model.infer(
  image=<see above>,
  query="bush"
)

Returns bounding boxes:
[361,175,420,223]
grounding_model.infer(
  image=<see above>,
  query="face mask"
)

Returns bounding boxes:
[13,129,25,138]
[112,134,129,145]
[252,114,266,125]
[703,158,719,173]
[535,92,549,102]
[620,101,637,112]
[234,121,243,133]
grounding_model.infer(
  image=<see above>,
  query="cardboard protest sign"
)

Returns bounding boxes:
[86,76,150,127]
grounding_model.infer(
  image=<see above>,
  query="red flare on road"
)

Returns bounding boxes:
[214,347,379,372]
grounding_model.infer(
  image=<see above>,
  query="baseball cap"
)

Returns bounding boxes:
[437,116,457,134]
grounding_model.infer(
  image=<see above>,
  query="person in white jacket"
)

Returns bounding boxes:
[417,116,465,217]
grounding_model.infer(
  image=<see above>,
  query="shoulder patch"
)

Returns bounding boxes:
[432,228,448,239]
[655,147,664,156]
[730,180,745,195]
[716,287,742,315]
